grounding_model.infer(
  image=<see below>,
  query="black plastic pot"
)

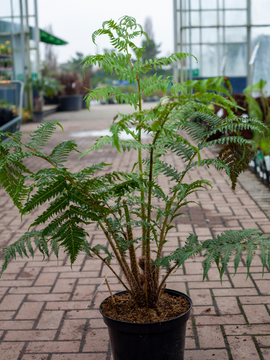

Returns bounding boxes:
[100,289,192,360]
[58,94,82,111]
[33,111,44,122]
[81,95,87,109]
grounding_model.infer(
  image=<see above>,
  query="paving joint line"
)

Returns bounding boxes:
[78,317,90,353]
[11,294,27,320]
[220,324,234,360]
[32,301,47,329]
[17,340,29,360]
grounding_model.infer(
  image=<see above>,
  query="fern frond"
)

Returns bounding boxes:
[184,158,231,178]
[48,140,79,166]
[0,231,44,276]
[26,121,63,150]
[22,176,66,214]
[91,244,114,265]
[0,145,33,209]
[201,229,269,280]
[164,135,198,162]
[218,142,253,190]
[152,160,182,182]
[154,234,201,269]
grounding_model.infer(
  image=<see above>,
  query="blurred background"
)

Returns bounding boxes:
[0,0,270,125]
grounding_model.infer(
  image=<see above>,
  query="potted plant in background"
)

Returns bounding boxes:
[27,76,63,122]
[244,79,270,184]
[1,16,270,360]
[60,52,92,109]
[78,69,91,109]
[57,71,83,111]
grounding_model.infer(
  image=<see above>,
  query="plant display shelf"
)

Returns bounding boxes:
[0,54,13,80]
[248,155,270,189]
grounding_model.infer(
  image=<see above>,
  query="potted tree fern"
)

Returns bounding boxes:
[1,16,270,360]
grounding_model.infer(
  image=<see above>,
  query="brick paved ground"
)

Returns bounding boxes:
[0,103,270,360]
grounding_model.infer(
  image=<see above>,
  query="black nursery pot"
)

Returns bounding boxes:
[58,94,82,111]
[100,289,192,360]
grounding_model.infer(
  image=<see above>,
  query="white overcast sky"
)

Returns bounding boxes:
[38,0,174,64]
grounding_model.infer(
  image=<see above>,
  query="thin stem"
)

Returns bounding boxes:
[98,220,130,281]
[136,72,147,257]
[157,262,178,297]
[91,249,131,294]
[144,280,149,308]
[101,218,140,292]
[156,150,198,261]
[125,43,146,257]
[123,200,141,284]
[5,134,57,168]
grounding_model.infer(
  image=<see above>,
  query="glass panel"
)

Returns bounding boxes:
[191,11,200,26]
[0,21,10,33]
[225,10,246,26]
[218,27,225,44]
[0,2,11,17]
[191,45,201,75]
[225,27,247,43]
[251,26,270,43]
[251,27,270,95]
[218,0,223,9]
[181,9,188,27]
[201,28,218,43]
[201,44,218,76]
[30,49,37,75]
[12,0,21,17]
[219,44,226,69]
[225,44,247,76]
[201,0,217,9]
[201,11,217,26]
[191,28,200,43]
[182,0,189,11]
[218,9,224,25]
[27,0,35,16]
[251,0,270,25]
[182,29,190,45]
[225,0,247,9]
[190,0,200,9]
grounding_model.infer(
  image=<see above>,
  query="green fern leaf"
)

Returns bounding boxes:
[218,142,253,190]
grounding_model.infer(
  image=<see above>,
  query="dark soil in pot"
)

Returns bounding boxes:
[100,289,192,360]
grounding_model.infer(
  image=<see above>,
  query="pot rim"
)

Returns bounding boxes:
[99,289,193,326]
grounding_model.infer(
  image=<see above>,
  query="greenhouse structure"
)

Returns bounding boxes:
[0,0,67,83]
[173,0,270,94]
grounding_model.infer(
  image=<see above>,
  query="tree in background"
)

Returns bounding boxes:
[42,25,58,76]
[61,52,85,74]
[141,17,161,63]
[144,16,154,40]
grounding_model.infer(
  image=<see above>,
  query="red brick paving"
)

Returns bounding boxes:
[0,104,270,359]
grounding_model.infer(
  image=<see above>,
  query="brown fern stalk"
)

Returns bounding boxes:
[103,218,147,306]
[98,220,136,294]
[123,200,141,285]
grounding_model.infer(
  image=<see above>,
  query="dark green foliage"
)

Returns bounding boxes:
[156,229,270,282]
[141,38,161,63]
[218,142,253,191]
[1,16,270,309]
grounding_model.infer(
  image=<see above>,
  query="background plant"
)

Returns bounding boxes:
[244,79,270,153]
[25,76,63,112]
[1,16,270,309]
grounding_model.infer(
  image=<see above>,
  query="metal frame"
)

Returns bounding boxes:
[173,0,270,86]
[0,0,40,82]
[0,80,24,141]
